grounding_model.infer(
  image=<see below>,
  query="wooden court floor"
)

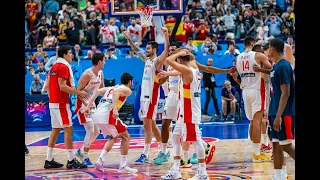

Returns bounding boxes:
[25,131,295,180]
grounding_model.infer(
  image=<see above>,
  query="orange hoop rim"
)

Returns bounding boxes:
[136,7,156,15]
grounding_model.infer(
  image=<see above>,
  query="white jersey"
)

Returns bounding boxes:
[178,67,202,124]
[94,85,127,125]
[162,81,169,97]
[75,68,103,113]
[236,51,265,90]
[140,57,160,104]
[168,65,179,92]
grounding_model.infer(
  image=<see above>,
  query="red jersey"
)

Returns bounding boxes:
[48,63,71,108]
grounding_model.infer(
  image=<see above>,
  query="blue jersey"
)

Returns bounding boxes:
[269,59,295,116]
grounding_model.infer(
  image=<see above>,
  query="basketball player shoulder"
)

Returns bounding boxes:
[80,70,92,81]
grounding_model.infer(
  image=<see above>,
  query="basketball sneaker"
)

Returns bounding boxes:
[259,152,271,162]
[190,153,199,164]
[44,158,64,169]
[25,147,29,156]
[187,172,209,180]
[153,151,170,165]
[180,159,192,168]
[261,144,272,153]
[118,165,138,174]
[134,154,148,164]
[252,153,261,163]
[95,157,104,172]
[161,168,182,179]
[66,158,87,169]
[74,148,84,159]
[83,157,94,167]
[205,144,216,164]
[282,169,289,180]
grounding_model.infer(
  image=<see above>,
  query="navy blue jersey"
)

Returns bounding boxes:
[268,59,295,116]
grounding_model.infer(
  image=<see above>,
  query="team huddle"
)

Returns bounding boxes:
[42,26,295,180]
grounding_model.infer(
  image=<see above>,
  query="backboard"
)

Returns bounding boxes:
[109,0,186,17]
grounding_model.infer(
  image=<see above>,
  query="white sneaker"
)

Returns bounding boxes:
[167,141,173,148]
[187,172,209,180]
[118,165,138,174]
[161,168,182,179]
[282,170,288,180]
[95,157,104,172]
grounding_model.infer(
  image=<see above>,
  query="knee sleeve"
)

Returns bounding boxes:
[83,122,95,148]
[173,134,181,157]
[90,124,100,143]
[193,140,205,159]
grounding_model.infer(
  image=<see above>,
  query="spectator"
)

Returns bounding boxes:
[243,10,256,37]
[85,20,96,46]
[227,59,241,101]
[285,36,295,46]
[109,18,120,44]
[264,13,282,38]
[224,44,240,56]
[50,19,59,37]
[57,16,69,44]
[35,15,50,44]
[184,37,198,54]
[25,58,31,70]
[28,29,40,48]
[43,0,59,18]
[26,0,39,32]
[106,42,121,56]
[195,19,210,40]
[211,20,221,38]
[100,19,114,45]
[117,24,127,45]
[30,74,45,94]
[182,16,195,41]
[105,48,118,60]
[29,66,35,76]
[127,19,142,45]
[269,1,282,17]
[90,12,102,45]
[281,11,294,36]
[45,12,53,26]
[221,80,237,121]
[125,49,138,59]
[72,44,84,61]
[222,9,236,32]
[256,20,269,42]
[65,21,80,46]
[235,15,250,40]
[36,61,46,75]
[87,45,102,58]
[44,45,59,72]
[202,58,221,117]
[43,30,58,48]
[201,37,217,55]
[33,44,48,59]
[43,55,49,65]
[230,3,239,17]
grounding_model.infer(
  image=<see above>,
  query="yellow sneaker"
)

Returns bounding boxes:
[259,152,271,162]
[252,153,261,163]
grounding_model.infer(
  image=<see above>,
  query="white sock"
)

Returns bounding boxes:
[173,159,180,170]
[159,142,163,151]
[46,147,53,161]
[198,162,207,174]
[201,139,207,149]
[162,143,167,154]
[252,143,261,156]
[274,169,282,180]
[182,150,189,162]
[81,145,84,153]
[120,155,127,168]
[99,150,108,161]
[84,151,89,159]
[143,143,151,156]
[262,134,269,146]
[67,149,74,161]
[282,166,287,173]
[168,131,173,142]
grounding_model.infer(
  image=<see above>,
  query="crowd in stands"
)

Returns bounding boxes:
[25,0,295,120]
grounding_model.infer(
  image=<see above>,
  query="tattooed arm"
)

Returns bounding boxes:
[122,31,147,62]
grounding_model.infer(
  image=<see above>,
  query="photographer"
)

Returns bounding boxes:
[195,19,210,40]
[264,13,283,38]
[201,37,217,55]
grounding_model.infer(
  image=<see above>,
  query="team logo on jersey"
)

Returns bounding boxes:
[240,73,255,77]
[270,71,275,78]
[49,71,56,76]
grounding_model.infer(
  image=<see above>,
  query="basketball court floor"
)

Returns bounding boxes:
[25,120,295,179]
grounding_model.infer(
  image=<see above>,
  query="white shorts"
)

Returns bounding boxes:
[173,117,202,142]
[242,89,266,120]
[140,101,158,120]
[77,106,95,125]
[49,107,72,128]
[162,91,178,120]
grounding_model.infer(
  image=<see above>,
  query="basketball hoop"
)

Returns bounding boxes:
[136,7,155,27]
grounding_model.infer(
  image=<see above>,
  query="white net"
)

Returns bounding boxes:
[136,7,155,27]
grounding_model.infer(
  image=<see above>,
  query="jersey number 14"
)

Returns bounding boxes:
[242,61,250,71]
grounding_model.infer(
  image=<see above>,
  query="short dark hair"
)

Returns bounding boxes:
[147,41,159,52]
[121,72,133,85]
[263,43,270,51]
[169,42,180,48]
[244,35,256,47]
[179,54,191,61]
[110,42,116,46]
[58,45,72,58]
[91,53,105,65]
[270,38,284,53]
[252,44,263,52]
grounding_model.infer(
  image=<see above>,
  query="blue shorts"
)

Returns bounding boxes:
[269,115,295,145]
